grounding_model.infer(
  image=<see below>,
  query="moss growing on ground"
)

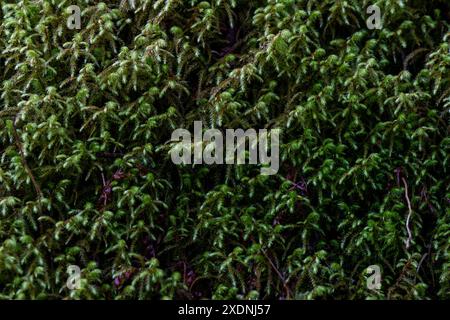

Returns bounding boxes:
[0,0,449,299]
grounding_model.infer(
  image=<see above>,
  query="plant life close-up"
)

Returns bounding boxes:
[0,0,449,300]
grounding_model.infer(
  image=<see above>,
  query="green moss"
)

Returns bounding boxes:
[0,0,449,300]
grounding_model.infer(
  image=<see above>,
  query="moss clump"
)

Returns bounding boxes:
[0,0,449,299]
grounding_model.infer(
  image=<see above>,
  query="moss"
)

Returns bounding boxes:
[0,0,449,300]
